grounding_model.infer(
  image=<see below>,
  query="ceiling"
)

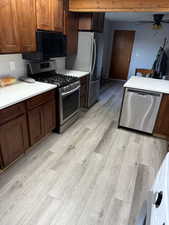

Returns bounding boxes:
[106,12,169,22]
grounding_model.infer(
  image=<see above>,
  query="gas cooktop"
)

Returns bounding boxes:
[31,71,79,88]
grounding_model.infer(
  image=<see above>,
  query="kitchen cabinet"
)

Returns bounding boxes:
[0,0,20,53]
[16,0,36,52]
[69,0,169,12]
[154,94,169,138]
[0,90,56,169]
[28,106,45,146]
[43,100,56,134]
[0,0,36,53]
[80,75,89,108]
[36,0,53,30]
[27,91,56,146]
[0,115,29,168]
[53,0,64,32]
[64,11,79,55]
[78,13,105,32]
[36,0,64,32]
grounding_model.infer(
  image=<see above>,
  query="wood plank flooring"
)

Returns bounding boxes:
[0,80,168,225]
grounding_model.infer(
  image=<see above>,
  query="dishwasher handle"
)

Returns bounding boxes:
[127,89,161,97]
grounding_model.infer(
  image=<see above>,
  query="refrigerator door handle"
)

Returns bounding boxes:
[91,38,97,75]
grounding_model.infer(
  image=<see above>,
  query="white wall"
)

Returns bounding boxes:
[102,19,169,79]
[0,54,27,78]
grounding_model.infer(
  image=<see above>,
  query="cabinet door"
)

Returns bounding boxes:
[78,13,92,30]
[0,0,20,53]
[64,11,78,55]
[16,0,36,52]
[28,106,45,146]
[0,115,29,167]
[43,100,56,134]
[78,13,105,32]
[154,94,169,137]
[80,75,89,108]
[52,0,64,32]
[93,13,105,32]
[36,0,53,30]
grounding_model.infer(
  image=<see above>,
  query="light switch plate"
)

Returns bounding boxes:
[9,61,16,71]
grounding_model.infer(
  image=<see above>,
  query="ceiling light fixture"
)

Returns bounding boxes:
[153,23,162,30]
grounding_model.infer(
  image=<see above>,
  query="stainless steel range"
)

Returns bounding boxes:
[27,61,80,133]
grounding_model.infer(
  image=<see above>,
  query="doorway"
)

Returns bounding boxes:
[109,30,135,80]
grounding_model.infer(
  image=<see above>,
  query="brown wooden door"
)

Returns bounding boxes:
[16,0,36,52]
[43,100,56,134]
[36,0,53,30]
[52,0,64,32]
[0,0,20,53]
[0,115,29,167]
[28,105,45,146]
[154,94,169,137]
[109,30,135,80]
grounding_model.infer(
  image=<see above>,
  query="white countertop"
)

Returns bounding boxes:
[57,69,89,78]
[0,81,57,110]
[124,76,169,94]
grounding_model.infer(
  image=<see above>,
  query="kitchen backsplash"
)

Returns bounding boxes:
[0,55,66,79]
[0,54,26,78]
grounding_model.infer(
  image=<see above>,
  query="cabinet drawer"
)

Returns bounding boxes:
[0,102,26,125]
[26,90,55,110]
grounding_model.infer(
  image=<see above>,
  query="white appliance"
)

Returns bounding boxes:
[70,31,104,107]
[136,153,169,225]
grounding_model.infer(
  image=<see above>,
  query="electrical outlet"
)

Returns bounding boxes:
[9,61,16,71]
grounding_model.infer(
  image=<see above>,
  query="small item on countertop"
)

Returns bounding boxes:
[0,76,17,87]
[19,76,36,83]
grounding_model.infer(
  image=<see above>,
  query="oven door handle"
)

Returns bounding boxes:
[61,86,80,97]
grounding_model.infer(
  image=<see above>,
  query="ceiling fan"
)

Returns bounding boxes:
[138,14,169,29]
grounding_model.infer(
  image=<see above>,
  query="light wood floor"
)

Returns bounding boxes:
[0,81,168,225]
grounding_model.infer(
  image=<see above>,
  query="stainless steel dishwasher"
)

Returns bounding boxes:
[119,88,162,133]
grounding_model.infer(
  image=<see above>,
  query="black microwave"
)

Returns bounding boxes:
[22,30,67,61]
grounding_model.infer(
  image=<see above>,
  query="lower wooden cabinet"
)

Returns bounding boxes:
[28,99,56,146]
[43,100,56,134]
[0,115,29,168]
[80,75,89,108]
[28,105,45,146]
[0,90,56,169]
[154,94,169,138]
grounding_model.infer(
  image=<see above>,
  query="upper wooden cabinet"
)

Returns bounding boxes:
[78,13,105,32]
[0,0,20,53]
[53,0,64,32]
[36,0,53,30]
[154,94,169,138]
[0,0,36,53]
[36,0,64,32]
[69,0,169,12]
[16,0,36,52]
[64,11,79,55]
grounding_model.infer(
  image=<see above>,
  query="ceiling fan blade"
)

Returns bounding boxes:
[162,21,169,23]
[136,21,152,24]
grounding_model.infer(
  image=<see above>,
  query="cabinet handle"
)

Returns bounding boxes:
[154,191,163,208]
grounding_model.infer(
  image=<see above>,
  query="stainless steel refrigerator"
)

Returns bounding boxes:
[70,31,104,107]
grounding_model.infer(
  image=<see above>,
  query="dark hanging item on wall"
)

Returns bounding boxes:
[152,38,168,79]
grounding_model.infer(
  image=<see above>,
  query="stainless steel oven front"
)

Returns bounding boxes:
[59,81,80,133]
